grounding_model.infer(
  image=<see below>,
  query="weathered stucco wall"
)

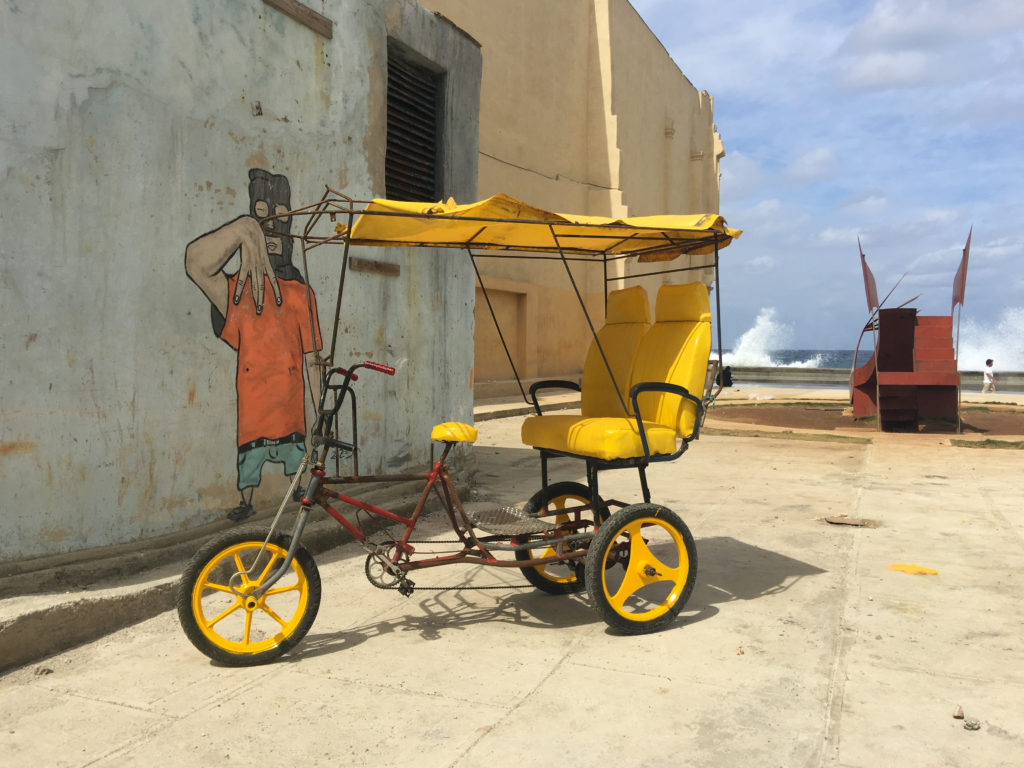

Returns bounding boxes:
[0,0,481,563]
[419,0,725,385]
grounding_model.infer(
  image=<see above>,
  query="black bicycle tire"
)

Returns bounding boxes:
[585,503,696,634]
[176,525,322,666]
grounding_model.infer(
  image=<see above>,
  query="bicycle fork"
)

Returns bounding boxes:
[228,464,322,601]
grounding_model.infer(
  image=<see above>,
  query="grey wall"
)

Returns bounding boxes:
[0,0,481,563]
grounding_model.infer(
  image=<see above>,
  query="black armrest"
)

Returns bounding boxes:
[528,379,581,416]
[629,381,705,458]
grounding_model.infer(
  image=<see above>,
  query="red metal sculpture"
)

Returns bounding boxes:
[850,232,971,432]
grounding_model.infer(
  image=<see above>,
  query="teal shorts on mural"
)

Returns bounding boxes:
[237,436,306,490]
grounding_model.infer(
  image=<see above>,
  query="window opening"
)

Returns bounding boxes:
[386,44,444,202]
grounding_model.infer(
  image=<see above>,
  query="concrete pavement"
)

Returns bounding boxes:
[2,392,1024,766]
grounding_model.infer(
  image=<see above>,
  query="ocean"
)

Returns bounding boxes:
[721,306,1023,371]
[721,349,873,369]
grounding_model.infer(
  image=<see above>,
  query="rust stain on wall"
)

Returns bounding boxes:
[38,524,71,544]
[25,332,37,349]
[187,379,197,406]
[0,441,36,457]
[246,150,270,169]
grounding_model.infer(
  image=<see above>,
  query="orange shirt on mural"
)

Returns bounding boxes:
[220,275,322,447]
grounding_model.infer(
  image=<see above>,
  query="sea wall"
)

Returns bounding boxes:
[730,367,1024,392]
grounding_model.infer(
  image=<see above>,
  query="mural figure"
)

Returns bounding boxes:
[185,169,322,522]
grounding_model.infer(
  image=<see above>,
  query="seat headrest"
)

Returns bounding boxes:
[655,282,711,323]
[605,285,650,325]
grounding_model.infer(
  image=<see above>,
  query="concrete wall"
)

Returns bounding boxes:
[419,0,725,385]
[0,0,481,563]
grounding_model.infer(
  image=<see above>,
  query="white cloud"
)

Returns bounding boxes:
[835,0,1024,91]
[820,226,860,244]
[842,0,1024,52]
[719,150,767,200]
[922,209,958,224]
[786,147,838,183]
[976,235,1023,262]
[838,50,930,89]
[841,194,887,215]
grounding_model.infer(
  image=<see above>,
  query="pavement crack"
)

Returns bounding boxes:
[816,504,862,768]
[447,640,579,767]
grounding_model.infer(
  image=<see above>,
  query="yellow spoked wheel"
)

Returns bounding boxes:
[514,482,604,595]
[176,526,321,666]
[585,504,697,634]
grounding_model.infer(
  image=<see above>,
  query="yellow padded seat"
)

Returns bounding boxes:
[581,285,650,418]
[521,282,711,460]
[431,422,478,443]
[520,414,678,461]
[631,283,711,438]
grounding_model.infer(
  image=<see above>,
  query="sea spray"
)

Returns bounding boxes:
[723,308,824,368]
[958,307,1024,371]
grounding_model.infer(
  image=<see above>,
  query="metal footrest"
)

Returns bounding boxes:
[465,504,551,535]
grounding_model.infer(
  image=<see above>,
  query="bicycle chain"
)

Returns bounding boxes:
[367,537,545,592]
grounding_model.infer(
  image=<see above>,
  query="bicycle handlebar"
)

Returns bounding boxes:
[328,360,396,383]
[330,366,358,382]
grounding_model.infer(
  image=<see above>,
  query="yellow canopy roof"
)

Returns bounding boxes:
[344,193,740,261]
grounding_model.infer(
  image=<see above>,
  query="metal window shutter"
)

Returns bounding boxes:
[386,51,439,202]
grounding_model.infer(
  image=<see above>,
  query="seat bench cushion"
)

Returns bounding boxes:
[521,414,677,461]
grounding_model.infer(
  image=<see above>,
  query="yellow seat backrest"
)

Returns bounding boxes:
[629,283,712,437]
[581,285,650,417]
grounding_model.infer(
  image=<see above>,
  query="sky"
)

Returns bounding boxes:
[631,0,1024,361]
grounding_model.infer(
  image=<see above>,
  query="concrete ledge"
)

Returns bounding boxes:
[0,581,178,675]
[0,478,468,675]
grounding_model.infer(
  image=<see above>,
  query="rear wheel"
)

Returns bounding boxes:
[585,504,696,634]
[177,526,321,665]
[514,482,603,595]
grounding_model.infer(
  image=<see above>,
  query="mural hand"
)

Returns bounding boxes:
[233,217,278,314]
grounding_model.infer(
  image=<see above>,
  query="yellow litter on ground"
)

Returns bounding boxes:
[888,563,939,575]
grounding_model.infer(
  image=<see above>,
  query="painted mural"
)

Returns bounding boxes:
[185,169,322,521]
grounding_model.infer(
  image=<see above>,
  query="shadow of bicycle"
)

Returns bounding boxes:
[291,567,596,661]
[690,535,827,607]
[288,535,824,659]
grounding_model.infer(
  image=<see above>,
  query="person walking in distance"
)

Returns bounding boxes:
[982,359,997,394]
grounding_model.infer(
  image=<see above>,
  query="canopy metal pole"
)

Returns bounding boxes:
[549,224,629,417]
[468,246,530,405]
[328,209,355,366]
[713,235,723,372]
[603,251,609,317]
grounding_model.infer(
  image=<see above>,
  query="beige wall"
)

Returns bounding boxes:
[420,0,724,388]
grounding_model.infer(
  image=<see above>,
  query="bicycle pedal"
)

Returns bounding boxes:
[397,579,415,597]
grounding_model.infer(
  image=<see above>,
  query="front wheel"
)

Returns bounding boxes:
[514,481,604,595]
[177,526,321,666]
[585,504,696,634]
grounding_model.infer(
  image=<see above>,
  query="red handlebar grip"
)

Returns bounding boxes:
[365,361,396,376]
